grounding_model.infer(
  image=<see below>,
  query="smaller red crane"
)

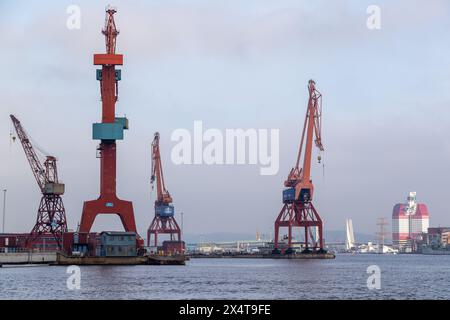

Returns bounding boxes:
[10,115,67,248]
[147,132,184,253]
[273,80,326,254]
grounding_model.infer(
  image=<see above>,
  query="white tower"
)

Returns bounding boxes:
[345,219,355,251]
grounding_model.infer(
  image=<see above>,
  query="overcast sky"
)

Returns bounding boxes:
[1,0,449,240]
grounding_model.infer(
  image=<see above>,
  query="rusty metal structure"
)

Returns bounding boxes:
[273,80,326,254]
[9,115,67,248]
[147,132,183,250]
[79,8,141,246]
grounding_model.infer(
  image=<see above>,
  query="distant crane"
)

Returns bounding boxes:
[147,132,183,251]
[376,217,389,254]
[10,115,67,248]
[273,80,326,254]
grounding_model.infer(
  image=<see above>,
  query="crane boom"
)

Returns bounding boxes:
[299,80,323,183]
[10,115,47,192]
[151,132,172,205]
[285,80,323,198]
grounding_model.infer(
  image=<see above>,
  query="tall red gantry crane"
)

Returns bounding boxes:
[147,133,183,252]
[10,115,68,248]
[79,8,141,245]
[273,80,326,254]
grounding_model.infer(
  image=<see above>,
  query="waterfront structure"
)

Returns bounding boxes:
[147,132,184,253]
[426,227,450,247]
[79,7,140,242]
[274,80,326,254]
[345,219,355,251]
[9,115,67,248]
[100,231,137,257]
[356,242,398,254]
[392,192,429,250]
[0,233,59,252]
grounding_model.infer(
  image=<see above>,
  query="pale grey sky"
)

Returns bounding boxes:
[1,0,449,239]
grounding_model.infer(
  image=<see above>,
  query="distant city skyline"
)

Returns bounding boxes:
[1,0,450,238]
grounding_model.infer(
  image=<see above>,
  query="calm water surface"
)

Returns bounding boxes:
[1,254,449,299]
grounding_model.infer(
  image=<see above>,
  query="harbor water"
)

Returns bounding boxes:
[1,254,449,299]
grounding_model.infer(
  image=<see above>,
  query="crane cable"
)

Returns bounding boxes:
[321,151,325,180]
[10,121,51,161]
[26,128,51,159]
[9,122,15,152]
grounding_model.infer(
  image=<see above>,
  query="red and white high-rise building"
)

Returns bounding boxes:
[392,192,429,248]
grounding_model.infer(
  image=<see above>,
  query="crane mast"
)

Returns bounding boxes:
[147,133,183,253]
[151,132,173,205]
[103,8,119,55]
[285,80,323,200]
[273,80,326,254]
[79,8,141,244]
[10,115,67,248]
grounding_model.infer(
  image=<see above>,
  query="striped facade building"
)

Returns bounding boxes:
[392,202,429,248]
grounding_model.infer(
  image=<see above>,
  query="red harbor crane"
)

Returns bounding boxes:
[10,115,67,248]
[273,80,326,254]
[147,132,184,253]
[79,8,142,247]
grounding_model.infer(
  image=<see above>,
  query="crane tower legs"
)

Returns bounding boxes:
[27,194,67,249]
[147,216,181,247]
[273,202,324,254]
[79,197,137,233]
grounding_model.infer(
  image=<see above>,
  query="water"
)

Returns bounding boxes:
[1,254,449,299]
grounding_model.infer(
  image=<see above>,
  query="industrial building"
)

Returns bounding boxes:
[100,231,137,257]
[415,227,450,254]
[392,192,429,251]
[0,233,60,253]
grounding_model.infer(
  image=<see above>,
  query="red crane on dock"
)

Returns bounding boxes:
[273,80,326,254]
[10,115,67,248]
[79,8,142,247]
[147,132,184,253]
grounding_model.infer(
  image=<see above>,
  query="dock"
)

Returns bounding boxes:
[188,252,335,259]
[0,252,57,267]
[0,252,187,266]
[56,253,187,265]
